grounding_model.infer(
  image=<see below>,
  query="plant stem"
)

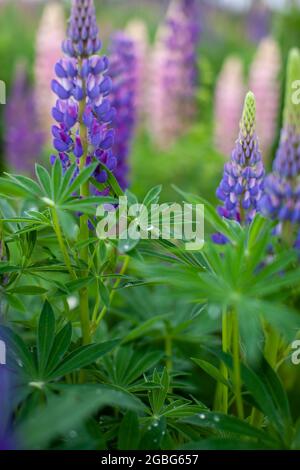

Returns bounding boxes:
[78,59,91,345]
[165,321,173,374]
[220,308,230,414]
[51,208,76,280]
[264,324,280,369]
[232,310,244,419]
[94,256,130,329]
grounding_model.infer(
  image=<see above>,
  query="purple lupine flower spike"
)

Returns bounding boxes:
[5,62,44,174]
[260,49,300,245]
[215,91,265,230]
[109,32,138,190]
[148,0,200,148]
[62,0,101,59]
[51,0,117,192]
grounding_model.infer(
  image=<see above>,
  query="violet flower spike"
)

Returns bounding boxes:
[215,91,265,234]
[260,48,300,245]
[109,32,138,191]
[5,62,44,175]
[51,0,117,193]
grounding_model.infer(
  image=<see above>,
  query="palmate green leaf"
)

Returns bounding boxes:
[0,177,28,198]
[19,384,142,449]
[142,185,162,207]
[122,314,168,344]
[149,368,170,416]
[172,186,235,242]
[118,411,140,450]
[0,326,36,377]
[48,340,119,379]
[63,162,99,199]
[140,416,167,450]
[37,301,56,375]
[35,164,51,198]
[180,412,279,448]
[4,173,41,198]
[192,358,230,387]
[242,298,300,343]
[98,161,124,197]
[98,280,110,307]
[180,438,274,450]
[51,158,63,201]
[10,285,48,295]
[45,322,72,375]
[57,164,77,202]
[214,351,288,439]
[60,195,117,214]
[108,348,163,387]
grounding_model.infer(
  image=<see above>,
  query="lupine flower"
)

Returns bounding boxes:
[214,91,265,242]
[148,0,200,148]
[247,1,271,44]
[214,56,245,157]
[35,2,65,141]
[126,19,149,118]
[51,0,117,194]
[260,49,300,245]
[249,37,281,162]
[109,32,138,190]
[5,61,44,174]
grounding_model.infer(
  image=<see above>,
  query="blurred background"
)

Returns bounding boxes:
[0,0,300,203]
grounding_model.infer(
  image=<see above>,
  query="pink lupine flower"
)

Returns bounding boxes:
[249,37,281,162]
[214,56,245,157]
[126,19,149,119]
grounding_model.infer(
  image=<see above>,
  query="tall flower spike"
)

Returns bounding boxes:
[214,56,245,156]
[109,32,138,191]
[5,61,44,174]
[126,19,149,119]
[35,2,65,141]
[215,92,265,232]
[51,0,117,193]
[249,37,281,162]
[148,0,200,148]
[62,0,101,59]
[260,48,300,245]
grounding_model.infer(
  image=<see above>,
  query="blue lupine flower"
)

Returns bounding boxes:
[51,0,117,194]
[260,49,300,244]
[215,91,265,226]
[109,32,138,190]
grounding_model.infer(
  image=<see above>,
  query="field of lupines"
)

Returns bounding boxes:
[1,0,300,454]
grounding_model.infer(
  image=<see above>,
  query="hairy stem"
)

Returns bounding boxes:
[232,310,244,419]
[51,208,76,280]
[94,256,130,329]
[78,59,91,345]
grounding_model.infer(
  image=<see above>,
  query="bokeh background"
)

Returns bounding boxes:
[0,0,300,203]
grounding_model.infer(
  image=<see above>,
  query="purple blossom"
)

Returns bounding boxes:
[51,0,117,193]
[5,62,44,174]
[0,363,15,450]
[260,49,300,245]
[247,1,271,44]
[215,91,265,227]
[249,38,281,161]
[109,32,138,190]
[148,0,200,148]
[214,56,245,157]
